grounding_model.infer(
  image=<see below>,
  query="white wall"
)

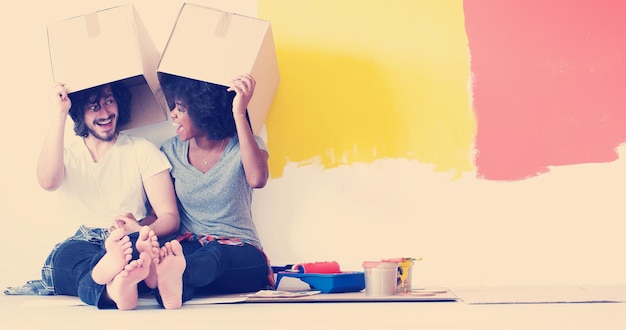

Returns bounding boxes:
[2,0,626,290]
[256,155,626,287]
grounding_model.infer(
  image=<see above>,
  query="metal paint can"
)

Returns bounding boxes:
[362,261,398,296]
[382,257,415,293]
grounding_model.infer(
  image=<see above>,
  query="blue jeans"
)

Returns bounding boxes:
[51,229,271,308]
[51,227,149,309]
[155,240,270,306]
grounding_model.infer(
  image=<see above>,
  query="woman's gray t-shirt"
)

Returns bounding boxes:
[160,135,267,249]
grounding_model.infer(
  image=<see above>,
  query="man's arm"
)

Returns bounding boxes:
[37,83,71,191]
[142,169,180,237]
[139,209,157,226]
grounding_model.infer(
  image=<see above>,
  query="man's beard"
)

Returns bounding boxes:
[87,118,118,141]
[88,128,118,141]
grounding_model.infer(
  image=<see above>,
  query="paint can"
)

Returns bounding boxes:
[362,261,398,296]
[382,257,415,293]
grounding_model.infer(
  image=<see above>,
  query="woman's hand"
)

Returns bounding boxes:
[227,74,256,116]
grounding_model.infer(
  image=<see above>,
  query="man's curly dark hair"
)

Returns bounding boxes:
[68,81,132,137]
[160,73,251,140]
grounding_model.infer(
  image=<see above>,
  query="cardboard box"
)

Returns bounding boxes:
[47,4,168,130]
[157,3,280,134]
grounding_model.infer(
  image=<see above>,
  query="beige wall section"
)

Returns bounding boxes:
[1,0,625,289]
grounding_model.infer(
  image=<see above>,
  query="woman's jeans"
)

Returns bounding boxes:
[156,240,271,306]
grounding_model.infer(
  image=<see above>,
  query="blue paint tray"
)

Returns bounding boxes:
[275,272,365,293]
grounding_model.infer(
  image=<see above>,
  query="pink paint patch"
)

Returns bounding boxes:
[465,0,626,180]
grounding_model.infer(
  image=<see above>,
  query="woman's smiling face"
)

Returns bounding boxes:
[170,98,200,141]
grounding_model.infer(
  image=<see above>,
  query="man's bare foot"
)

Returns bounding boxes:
[92,228,132,285]
[135,226,160,288]
[106,252,152,310]
[156,240,186,310]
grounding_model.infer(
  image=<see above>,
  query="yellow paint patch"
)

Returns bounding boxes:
[259,0,475,178]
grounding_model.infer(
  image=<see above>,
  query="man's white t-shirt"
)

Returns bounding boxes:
[58,133,171,229]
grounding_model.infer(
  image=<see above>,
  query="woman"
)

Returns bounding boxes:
[157,73,273,307]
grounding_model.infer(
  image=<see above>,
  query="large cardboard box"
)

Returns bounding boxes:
[47,4,168,130]
[157,3,280,134]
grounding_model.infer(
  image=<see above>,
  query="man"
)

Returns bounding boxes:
[5,81,180,310]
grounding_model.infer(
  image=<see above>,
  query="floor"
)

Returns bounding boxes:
[3,286,626,329]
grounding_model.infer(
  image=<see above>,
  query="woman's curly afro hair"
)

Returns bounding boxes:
[160,73,251,140]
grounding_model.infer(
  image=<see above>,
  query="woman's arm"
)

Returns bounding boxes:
[229,74,270,188]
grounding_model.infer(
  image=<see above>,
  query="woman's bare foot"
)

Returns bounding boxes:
[92,228,132,285]
[156,240,186,310]
[135,226,160,288]
[106,252,152,310]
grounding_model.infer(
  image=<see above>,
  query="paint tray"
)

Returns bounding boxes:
[275,272,365,293]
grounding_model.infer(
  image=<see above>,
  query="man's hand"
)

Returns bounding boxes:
[109,213,142,235]
[51,82,71,116]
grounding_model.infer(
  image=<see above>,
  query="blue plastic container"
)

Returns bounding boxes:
[275,271,365,293]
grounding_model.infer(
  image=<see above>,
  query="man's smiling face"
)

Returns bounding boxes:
[83,85,119,141]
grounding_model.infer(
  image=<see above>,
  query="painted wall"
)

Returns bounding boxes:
[466,0,626,180]
[256,0,626,286]
[262,1,475,178]
[1,0,625,289]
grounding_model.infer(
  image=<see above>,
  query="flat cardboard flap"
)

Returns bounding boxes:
[158,3,280,133]
[47,4,168,130]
